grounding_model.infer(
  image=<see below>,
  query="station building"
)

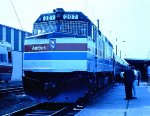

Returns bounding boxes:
[0,24,31,81]
[125,58,150,81]
[0,24,31,51]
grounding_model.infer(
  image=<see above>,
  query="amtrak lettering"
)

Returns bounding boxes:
[25,44,50,52]
[32,45,47,51]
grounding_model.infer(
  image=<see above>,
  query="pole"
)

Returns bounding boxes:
[116,38,117,55]
[97,19,99,30]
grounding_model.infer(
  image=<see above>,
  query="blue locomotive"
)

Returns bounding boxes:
[22,8,129,103]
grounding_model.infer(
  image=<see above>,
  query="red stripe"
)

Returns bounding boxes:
[25,43,87,52]
[54,43,87,51]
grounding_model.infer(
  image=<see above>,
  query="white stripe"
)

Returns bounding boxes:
[23,60,87,72]
[25,37,88,45]
[19,31,22,51]
[3,26,6,41]
[25,39,50,45]
[57,38,87,43]
[11,29,14,50]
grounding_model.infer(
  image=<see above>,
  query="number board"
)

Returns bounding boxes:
[35,12,90,23]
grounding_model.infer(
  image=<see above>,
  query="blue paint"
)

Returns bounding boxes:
[24,52,87,60]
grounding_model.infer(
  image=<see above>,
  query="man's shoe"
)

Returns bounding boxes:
[124,98,132,100]
[132,97,137,99]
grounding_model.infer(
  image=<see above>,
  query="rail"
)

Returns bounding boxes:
[4,102,85,116]
[0,86,24,96]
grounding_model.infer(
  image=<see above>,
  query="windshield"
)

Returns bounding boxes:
[33,20,88,36]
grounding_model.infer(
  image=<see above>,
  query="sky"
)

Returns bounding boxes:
[0,0,150,59]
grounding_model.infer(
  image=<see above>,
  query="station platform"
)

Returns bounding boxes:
[76,82,150,116]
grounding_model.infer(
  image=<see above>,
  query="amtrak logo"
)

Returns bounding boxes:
[32,45,47,51]
[49,39,56,49]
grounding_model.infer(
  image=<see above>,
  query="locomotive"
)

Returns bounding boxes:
[22,8,129,103]
[0,41,13,84]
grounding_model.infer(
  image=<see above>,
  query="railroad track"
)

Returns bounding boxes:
[0,85,24,96]
[4,102,85,116]
[2,83,114,116]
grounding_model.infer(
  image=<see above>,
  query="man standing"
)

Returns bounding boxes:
[132,66,138,99]
[124,67,134,100]
[137,69,141,86]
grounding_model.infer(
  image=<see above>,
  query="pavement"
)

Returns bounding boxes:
[75,82,150,116]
